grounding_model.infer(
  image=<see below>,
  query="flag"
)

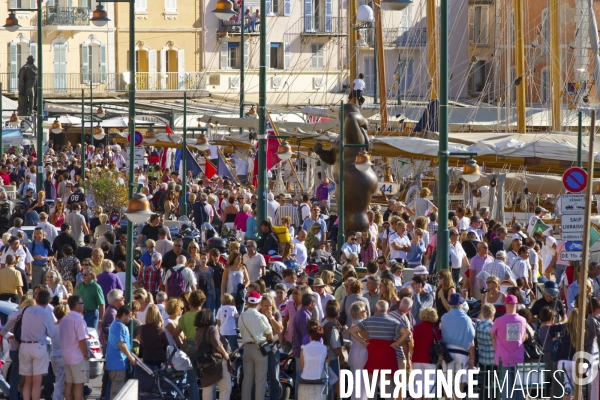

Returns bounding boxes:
[205,159,217,178]
[252,111,283,186]
[174,148,182,172]
[165,124,173,134]
[186,148,203,178]
[530,219,551,236]
[590,227,600,248]
[160,147,168,171]
[217,152,236,181]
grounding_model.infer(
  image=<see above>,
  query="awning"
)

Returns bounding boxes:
[2,129,23,147]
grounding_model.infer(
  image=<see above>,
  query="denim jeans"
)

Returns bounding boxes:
[186,342,200,400]
[215,289,222,311]
[0,371,9,397]
[267,350,281,400]
[221,334,239,353]
[83,310,99,329]
[9,350,21,400]
[452,268,461,288]
[555,264,567,287]
[501,366,525,400]
[328,357,339,400]
[51,356,65,400]
[295,356,301,397]
[204,295,216,323]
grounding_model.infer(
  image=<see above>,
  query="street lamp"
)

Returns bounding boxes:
[276,140,293,161]
[3,12,20,31]
[144,126,156,144]
[195,133,210,151]
[354,149,373,172]
[461,158,480,183]
[8,112,20,128]
[247,105,258,118]
[50,118,63,134]
[212,0,237,21]
[125,192,154,225]
[93,124,106,140]
[96,105,106,119]
[90,0,137,333]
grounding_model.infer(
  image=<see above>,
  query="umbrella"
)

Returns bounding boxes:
[100,116,166,129]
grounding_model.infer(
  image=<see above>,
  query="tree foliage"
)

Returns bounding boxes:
[81,170,128,213]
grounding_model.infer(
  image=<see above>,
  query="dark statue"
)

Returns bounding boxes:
[17,55,38,116]
[314,103,378,236]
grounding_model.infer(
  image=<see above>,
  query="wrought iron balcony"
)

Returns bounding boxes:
[357,27,399,47]
[43,6,90,26]
[396,27,427,47]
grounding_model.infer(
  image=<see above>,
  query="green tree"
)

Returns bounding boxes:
[81,169,128,213]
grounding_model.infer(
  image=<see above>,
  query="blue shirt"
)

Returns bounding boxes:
[440,308,475,350]
[28,239,52,266]
[106,320,131,371]
[406,241,426,265]
[245,217,258,240]
[302,217,327,240]
[140,250,156,267]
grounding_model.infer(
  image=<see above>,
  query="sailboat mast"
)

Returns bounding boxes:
[374,0,388,132]
[513,0,526,133]
[349,0,358,104]
[427,0,439,100]
[549,0,562,130]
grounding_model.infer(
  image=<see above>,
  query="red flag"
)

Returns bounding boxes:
[160,148,168,171]
[252,112,283,186]
[205,159,217,178]
[165,125,173,134]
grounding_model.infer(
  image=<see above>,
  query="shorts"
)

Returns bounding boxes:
[65,359,90,384]
[19,343,49,376]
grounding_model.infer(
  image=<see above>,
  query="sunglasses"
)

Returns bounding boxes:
[377,261,385,265]
[82,273,90,277]
[134,296,142,300]
[174,244,182,247]
[82,263,90,267]
[47,276,56,279]
[77,302,84,305]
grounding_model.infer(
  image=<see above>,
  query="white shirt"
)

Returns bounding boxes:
[506,250,519,267]
[243,252,266,282]
[46,284,68,300]
[541,235,557,272]
[352,78,366,91]
[388,232,410,260]
[267,200,280,221]
[116,271,136,288]
[216,305,239,336]
[317,291,334,314]
[7,228,29,245]
[37,221,59,244]
[408,197,436,218]
[1,245,33,271]
[449,241,466,269]
[466,227,483,241]
[474,186,494,208]
[162,264,198,292]
[527,215,541,235]
[458,216,470,232]
[292,238,308,267]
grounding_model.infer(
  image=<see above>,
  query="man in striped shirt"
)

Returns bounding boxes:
[274,194,300,227]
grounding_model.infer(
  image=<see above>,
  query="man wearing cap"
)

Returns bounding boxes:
[491,294,528,400]
[312,278,334,312]
[530,281,566,322]
[527,205,549,235]
[403,265,434,296]
[477,250,516,284]
[257,220,279,255]
[239,291,273,400]
[243,240,266,282]
[440,293,476,379]
[274,194,300,228]
[1,235,33,282]
[0,254,24,303]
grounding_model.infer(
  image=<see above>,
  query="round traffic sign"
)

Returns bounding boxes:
[562,167,588,193]
[127,131,144,147]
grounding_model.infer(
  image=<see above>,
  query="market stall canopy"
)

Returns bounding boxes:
[194,115,341,132]
[98,116,166,129]
[2,129,23,147]
[1,96,19,117]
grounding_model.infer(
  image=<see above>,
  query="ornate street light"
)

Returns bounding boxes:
[277,140,293,161]
[3,12,20,32]
[195,133,210,151]
[461,158,481,183]
[8,112,19,128]
[93,124,106,140]
[144,126,157,144]
[50,118,63,134]
[125,193,155,225]
[354,150,373,172]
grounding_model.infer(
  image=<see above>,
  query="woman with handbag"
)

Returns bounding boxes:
[298,324,329,400]
[412,307,441,399]
[259,294,284,400]
[194,309,231,400]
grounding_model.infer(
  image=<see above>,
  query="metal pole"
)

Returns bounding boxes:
[337,101,345,260]
[373,24,378,104]
[90,82,94,147]
[436,0,449,272]
[578,111,583,167]
[0,83,3,159]
[514,0,526,133]
[256,0,268,229]
[181,92,188,216]
[125,0,136,335]
[574,109,596,400]
[81,89,85,181]
[240,0,245,136]
[36,0,43,191]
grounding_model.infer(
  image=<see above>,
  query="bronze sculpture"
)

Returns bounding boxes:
[17,55,38,116]
[314,103,378,236]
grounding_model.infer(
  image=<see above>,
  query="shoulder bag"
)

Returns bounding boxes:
[429,325,453,365]
[179,315,199,360]
[240,313,272,357]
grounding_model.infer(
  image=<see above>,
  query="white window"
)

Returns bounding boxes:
[8,40,35,92]
[10,0,35,9]
[165,0,177,13]
[468,5,489,45]
[53,42,68,93]
[81,43,106,84]
[363,56,374,95]
[135,0,147,12]
[470,60,487,93]
[271,0,279,14]
[541,8,549,54]
[311,43,324,69]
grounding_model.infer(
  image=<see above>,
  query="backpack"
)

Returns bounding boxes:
[166,267,187,298]
[196,326,219,375]
[30,239,52,254]
[12,306,31,344]
[297,203,309,226]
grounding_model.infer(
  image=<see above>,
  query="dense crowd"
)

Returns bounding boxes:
[0,143,596,400]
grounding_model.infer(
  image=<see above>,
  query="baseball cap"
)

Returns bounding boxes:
[505,295,518,304]
[7,236,19,244]
[535,206,549,213]
[413,265,428,275]
[247,291,261,304]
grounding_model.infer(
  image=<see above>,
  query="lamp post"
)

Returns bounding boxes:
[336,101,373,258]
[81,89,85,180]
[91,0,136,323]
[4,1,44,191]
[182,92,189,216]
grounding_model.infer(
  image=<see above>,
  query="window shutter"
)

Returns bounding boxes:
[159,49,167,89]
[266,42,270,69]
[81,0,88,9]
[9,43,17,93]
[468,7,474,43]
[243,46,249,69]
[266,0,271,14]
[283,0,290,16]
[481,6,488,45]
[10,0,17,9]
[177,49,185,89]
[284,42,290,70]
[220,41,228,69]
[81,43,89,84]
[54,43,67,92]
[30,0,35,10]
[325,0,332,32]
[148,49,157,89]
[165,0,176,12]
[99,44,107,83]
[29,42,37,65]
[47,0,55,6]
[304,0,313,32]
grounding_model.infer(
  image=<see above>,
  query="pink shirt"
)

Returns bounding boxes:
[490,313,527,366]
[234,212,251,232]
[59,311,88,365]
[281,299,299,342]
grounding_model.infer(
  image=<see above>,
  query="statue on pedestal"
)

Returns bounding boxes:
[17,55,38,116]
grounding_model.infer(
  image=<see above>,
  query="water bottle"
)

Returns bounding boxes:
[323,376,329,396]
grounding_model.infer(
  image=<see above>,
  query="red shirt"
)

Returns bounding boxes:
[412,321,441,364]
[0,172,10,185]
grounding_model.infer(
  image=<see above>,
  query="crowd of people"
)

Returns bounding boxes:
[0,144,596,400]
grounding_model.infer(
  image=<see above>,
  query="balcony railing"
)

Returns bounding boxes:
[396,27,427,47]
[43,6,90,26]
[357,27,400,47]
[302,16,346,35]
[218,20,259,34]
[0,72,207,94]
